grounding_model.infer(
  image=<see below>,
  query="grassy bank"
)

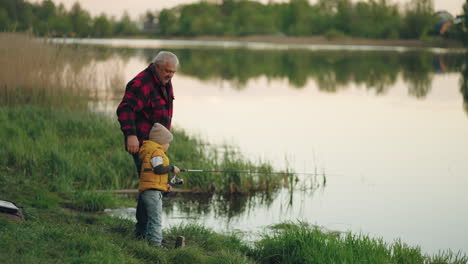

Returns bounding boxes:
[1,209,466,264]
[0,208,253,264]
[0,106,289,196]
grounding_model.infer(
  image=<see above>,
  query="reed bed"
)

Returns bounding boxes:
[0,33,125,109]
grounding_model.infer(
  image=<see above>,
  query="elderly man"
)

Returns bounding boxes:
[117,51,179,170]
[116,51,179,245]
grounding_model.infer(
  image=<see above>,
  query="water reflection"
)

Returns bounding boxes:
[106,187,314,224]
[137,48,462,95]
[136,48,468,119]
[106,172,326,223]
[3,41,467,116]
[136,48,468,116]
[164,192,278,221]
[162,166,325,218]
[103,193,278,224]
[460,53,468,116]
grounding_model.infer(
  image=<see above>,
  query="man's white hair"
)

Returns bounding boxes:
[153,51,179,67]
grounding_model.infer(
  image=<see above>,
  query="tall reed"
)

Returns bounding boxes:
[0,33,124,109]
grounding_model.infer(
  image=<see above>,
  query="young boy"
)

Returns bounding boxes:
[135,123,181,248]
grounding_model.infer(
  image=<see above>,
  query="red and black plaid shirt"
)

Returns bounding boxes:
[116,63,174,146]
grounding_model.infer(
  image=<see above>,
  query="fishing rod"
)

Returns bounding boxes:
[144,168,338,176]
[145,168,337,185]
[179,169,334,176]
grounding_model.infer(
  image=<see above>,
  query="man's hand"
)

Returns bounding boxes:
[167,184,173,192]
[173,166,180,174]
[127,135,139,154]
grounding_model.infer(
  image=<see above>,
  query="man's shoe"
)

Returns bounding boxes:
[175,236,185,248]
[134,232,145,240]
[148,240,168,251]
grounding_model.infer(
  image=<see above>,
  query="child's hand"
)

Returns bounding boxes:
[173,166,180,174]
[167,184,173,192]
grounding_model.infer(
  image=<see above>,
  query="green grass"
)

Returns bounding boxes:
[1,211,466,264]
[164,223,247,252]
[0,205,253,264]
[249,222,467,264]
[0,210,140,264]
[0,106,136,194]
[69,191,120,212]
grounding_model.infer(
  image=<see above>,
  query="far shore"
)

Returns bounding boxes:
[3,32,465,48]
[145,35,464,48]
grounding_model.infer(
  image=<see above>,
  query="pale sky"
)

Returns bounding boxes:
[29,0,465,19]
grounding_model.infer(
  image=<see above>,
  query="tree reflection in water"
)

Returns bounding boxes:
[13,43,463,115]
[460,52,468,117]
[162,172,326,222]
[139,48,464,99]
[163,192,278,221]
[142,48,468,117]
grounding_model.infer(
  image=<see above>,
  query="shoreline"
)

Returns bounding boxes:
[149,35,465,48]
[49,35,466,52]
[3,31,463,48]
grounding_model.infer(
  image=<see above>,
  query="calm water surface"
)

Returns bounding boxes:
[70,39,468,254]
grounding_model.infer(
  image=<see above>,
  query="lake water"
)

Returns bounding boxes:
[59,38,468,255]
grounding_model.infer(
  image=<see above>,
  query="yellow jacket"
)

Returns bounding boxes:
[138,140,170,192]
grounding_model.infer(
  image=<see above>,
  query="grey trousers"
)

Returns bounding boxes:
[135,189,163,246]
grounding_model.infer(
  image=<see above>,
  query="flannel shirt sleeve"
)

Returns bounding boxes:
[116,79,146,137]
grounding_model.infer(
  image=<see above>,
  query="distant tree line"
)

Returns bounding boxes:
[155,0,467,40]
[1,0,467,42]
[0,0,139,37]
